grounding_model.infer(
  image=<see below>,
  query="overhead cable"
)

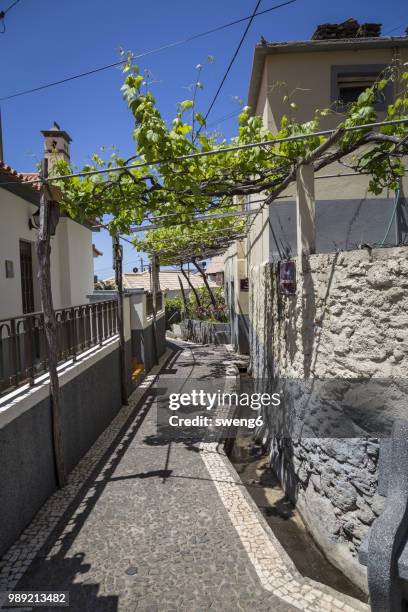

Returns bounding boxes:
[2,116,405,187]
[0,0,296,100]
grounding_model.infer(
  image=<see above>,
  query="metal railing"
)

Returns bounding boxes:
[0,299,118,397]
[145,291,163,317]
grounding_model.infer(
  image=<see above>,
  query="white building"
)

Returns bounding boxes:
[0,123,97,320]
[205,256,224,286]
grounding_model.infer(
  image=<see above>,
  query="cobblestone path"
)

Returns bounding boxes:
[0,342,367,612]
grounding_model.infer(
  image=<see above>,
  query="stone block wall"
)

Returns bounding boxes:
[248,246,408,592]
[181,319,231,345]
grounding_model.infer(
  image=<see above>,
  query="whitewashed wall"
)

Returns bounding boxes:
[0,188,94,320]
[0,189,38,319]
[55,217,94,309]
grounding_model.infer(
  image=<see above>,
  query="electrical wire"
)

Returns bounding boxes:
[2,116,406,187]
[0,0,22,33]
[95,253,149,274]
[114,164,407,260]
[94,262,132,274]
[129,207,260,233]
[206,109,241,129]
[138,226,248,242]
[3,0,21,13]
[134,193,290,225]
[196,0,296,132]
[385,25,406,35]
[197,0,263,133]
[383,21,407,35]
[0,0,296,101]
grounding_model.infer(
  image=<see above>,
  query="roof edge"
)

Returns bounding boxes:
[247,35,408,114]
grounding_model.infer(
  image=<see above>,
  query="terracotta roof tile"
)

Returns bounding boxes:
[0,162,41,191]
[103,271,218,292]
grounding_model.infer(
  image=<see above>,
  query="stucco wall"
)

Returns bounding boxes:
[0,189,38,319]
[249,246,408,592]
[131,314,166,372]
[0,187,95,319]
[263,46,408,133]
[54,217,94,309]
[0,337,130,557]
[268,197,405,259]
[252,47,408,223]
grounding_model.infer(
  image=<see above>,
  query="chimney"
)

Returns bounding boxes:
[312,19,382,41]
[40,121,72,173]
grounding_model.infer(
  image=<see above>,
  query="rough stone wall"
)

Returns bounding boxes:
[181,319,231,345]
[248,246,408,592]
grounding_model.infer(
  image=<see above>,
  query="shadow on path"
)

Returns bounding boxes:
[10,349,178,611]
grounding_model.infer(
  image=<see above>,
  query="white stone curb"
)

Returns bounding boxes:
[199,360,368,612]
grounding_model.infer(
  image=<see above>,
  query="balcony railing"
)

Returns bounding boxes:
[0,299,118,398]
[145,291,163,317]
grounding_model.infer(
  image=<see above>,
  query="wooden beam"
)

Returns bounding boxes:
[113,233,128,405]
[36,159,67,488]
[151,252,159,365]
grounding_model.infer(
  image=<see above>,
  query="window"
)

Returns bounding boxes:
[331,65,391,111]
[337,74,378,105]
[19,240,35,314]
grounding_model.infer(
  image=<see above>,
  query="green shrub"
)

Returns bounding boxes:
[188,286,229,322]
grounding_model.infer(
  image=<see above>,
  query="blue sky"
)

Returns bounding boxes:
[1,0,407,277]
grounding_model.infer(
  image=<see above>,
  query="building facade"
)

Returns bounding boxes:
[246,33,408,266]
[205,256,225,286]
[226,30,408,354]
[0,124,96,320]
[224,25,408,593]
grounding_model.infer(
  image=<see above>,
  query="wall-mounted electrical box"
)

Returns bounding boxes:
[278,261,296,295]
[240,278,249,292]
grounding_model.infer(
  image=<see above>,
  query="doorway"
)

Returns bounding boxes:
[19,240,35,314]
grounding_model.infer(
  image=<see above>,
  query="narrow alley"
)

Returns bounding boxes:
[0,342,366,612]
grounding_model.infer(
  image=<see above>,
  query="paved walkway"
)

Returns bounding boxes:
[0,341,367,612]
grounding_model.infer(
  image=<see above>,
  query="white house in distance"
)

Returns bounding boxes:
[0,123,97,320]
[205,256,224,286]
